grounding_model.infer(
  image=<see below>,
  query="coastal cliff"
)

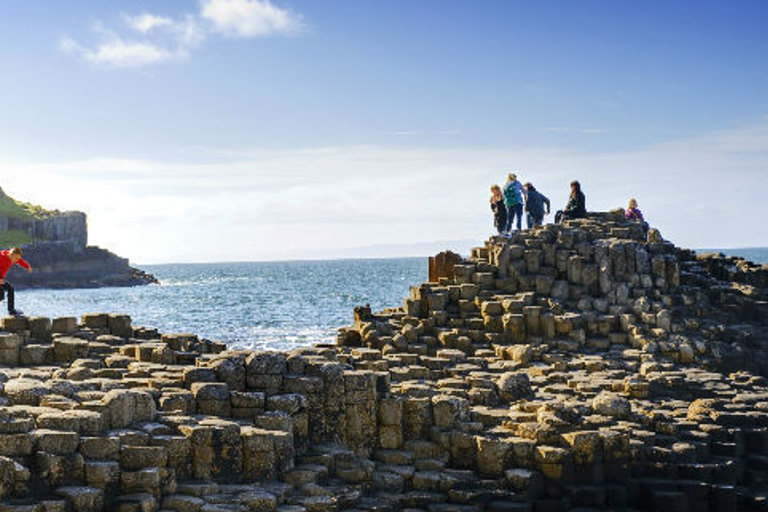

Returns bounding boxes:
[0,187,156,289]
[0,213,767,511]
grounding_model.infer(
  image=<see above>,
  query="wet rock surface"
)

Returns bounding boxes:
[1,212,767,511]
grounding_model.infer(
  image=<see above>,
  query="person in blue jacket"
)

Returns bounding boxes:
[502,173,527,235]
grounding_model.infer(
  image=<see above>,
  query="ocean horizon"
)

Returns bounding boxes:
[18,248,768,351]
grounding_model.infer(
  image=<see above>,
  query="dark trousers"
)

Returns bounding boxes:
[505,203,523,232]
[0,282,15,313]
[494,213,507,234]
[527,213,544,229]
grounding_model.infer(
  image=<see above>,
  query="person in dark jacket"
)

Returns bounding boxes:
[555,180,586,224]
[523,182,550,228]
[489,184,507,234]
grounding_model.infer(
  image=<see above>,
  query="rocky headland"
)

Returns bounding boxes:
[0,212,767,512]
[0,187,156,289]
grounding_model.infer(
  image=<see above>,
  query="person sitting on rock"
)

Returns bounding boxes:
[555,180,586,224]
[489,184,507,235]
[502,172,527,235]
[625,198,644,222]
[0,246,33,316]
[523,182,550,228]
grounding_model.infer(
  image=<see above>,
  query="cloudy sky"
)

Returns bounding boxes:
[0,0,766,264]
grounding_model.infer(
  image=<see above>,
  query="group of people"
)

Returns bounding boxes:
[489,172,643,235]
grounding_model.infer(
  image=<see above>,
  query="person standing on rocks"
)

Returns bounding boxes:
[625,198,644,221]
[489,184,507,235]
[502,172,527,235]
[0,247,33,316]
[555,180,586,224]
[523,182,550,228]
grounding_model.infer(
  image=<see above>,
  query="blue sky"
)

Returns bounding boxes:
[0,0,766,263]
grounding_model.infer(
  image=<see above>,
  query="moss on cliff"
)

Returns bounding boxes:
[0,187,55,220]
[0,229,35,248]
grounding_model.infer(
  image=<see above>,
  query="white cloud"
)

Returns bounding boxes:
[201,0,303,37]
[1,120,766,263]
[125,13,174,33]
[58,36,80,54]
[81,39,179,68]
[60,0,303,68]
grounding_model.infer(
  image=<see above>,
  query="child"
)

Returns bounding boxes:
[0,247,33,316]
[625,198,644,221]
[489,184,507,234]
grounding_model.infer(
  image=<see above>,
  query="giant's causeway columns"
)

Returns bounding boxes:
[1,212,767,512]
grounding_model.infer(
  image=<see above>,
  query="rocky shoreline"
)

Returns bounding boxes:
[8,241,158,290]
[1,187,157,290]
[1,212,767,512]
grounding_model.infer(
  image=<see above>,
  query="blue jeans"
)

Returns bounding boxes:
[505,203,523,232]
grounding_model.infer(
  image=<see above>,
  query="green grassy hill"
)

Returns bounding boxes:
[0,186,57,247]
[0,230,34,247]
[0,187,54,220]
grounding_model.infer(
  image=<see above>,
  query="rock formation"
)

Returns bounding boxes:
[0,187,156,289]
[0,212,767,512]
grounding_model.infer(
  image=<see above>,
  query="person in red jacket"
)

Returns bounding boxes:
[0,247,33,316]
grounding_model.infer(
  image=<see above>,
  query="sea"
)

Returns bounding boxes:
[20,258,426,351]
[17,248,768,351]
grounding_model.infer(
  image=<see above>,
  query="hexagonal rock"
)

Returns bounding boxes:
[53,486,104,512]
[475,436,515,475]
[496,372,533,402]
[52,337,89,362]
[108,314,133,338]
[191,382,232,416]
[162,494,206,512]
[120,445,169,471]
[241,427,294,481]
[81,313,110,329]
[3,378,51,406]
[238,489,278,511]
[687,398,722,421]
[51,317,78,334]
[561,430,602,464]
[32,429,81,455]
[591,391,631,419]
[1,316,30,332]
[0,332,23,349]
[28,316,53,341]
[102,389,156,429]
[111,493,157,512]
[0,456,15,499]
[431,395,469,428]
[37,410,105,436]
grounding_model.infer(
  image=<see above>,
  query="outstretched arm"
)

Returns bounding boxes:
[18,258,32,272]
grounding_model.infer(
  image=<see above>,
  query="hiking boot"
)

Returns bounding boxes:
[9,309,24,317]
